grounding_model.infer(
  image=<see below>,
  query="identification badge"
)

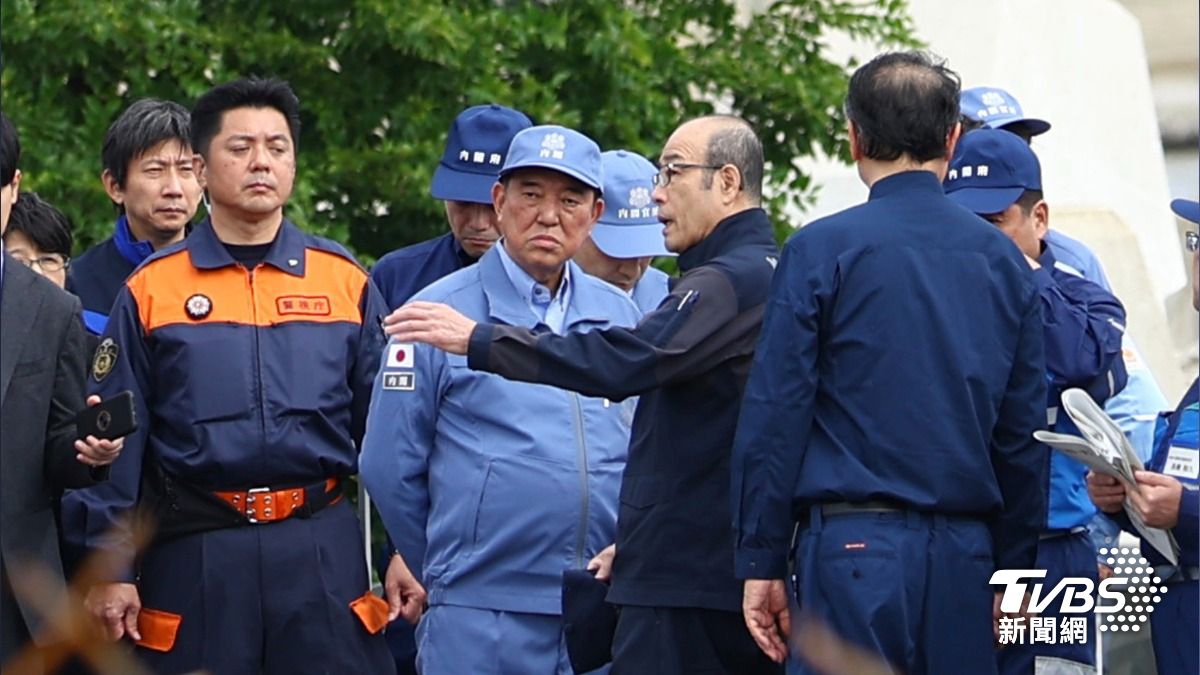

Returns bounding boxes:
[382,372,415,391]
[1164,446,1199,480]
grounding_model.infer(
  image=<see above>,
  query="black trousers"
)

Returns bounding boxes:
[611,606,782,675]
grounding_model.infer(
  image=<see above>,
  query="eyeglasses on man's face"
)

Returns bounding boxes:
[12,253,69,273]
[1186,230,1199,253]
[651,162,723,188]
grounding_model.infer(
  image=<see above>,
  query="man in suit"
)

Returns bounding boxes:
[0,111,123,669]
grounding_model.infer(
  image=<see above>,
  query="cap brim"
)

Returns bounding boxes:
[430,164,500,204]
[945,186,1025,215]
[1171,198,1200,224]
[996,118,1052,137]
[591,223,675,258]
[500,161,602,192]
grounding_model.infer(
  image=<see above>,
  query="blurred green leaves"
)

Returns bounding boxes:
[2,0,915,260]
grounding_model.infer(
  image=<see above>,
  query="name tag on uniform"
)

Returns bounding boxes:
[382,372,415,391]
[1164,446,1199,480]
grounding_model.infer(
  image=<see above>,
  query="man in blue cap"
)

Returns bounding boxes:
[963,86,1170,464]
[384,114,782,674]
[945,127,1128,675]
[1088,198,1199,675]
[371,103,532,310]
[959,86,1052,141]
[731,52,1046,674]
[573,149,673,313]
[361,124,641,674]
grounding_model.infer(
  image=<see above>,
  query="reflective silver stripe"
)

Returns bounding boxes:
[1047,407,1059,426]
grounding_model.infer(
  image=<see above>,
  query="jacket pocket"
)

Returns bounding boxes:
[349,592,390,635]
[471,454,576,560]
[134,607,182,653]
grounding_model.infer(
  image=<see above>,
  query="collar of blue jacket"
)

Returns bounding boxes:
[677,207,774,273]
[474,244,620,330]
[185,218,308,277]
[113,214,157,268]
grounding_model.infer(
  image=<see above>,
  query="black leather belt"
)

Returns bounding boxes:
[820,500,906,517]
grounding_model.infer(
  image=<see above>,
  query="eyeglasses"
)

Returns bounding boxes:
[1187,231,1199,253]
[651,162,724,188]
[13,254,70,273]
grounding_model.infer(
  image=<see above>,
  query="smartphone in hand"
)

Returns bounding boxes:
[75,391,138,440]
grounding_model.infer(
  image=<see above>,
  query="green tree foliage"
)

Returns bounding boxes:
[2,0,914,261]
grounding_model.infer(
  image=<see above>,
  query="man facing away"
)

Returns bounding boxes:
[732,51,1048,674]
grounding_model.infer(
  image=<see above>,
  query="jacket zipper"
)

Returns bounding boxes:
[571,392,589,568]
[246,265,267,445]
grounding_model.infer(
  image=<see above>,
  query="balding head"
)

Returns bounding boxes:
[654,115,764,253]
[674,115,764,204]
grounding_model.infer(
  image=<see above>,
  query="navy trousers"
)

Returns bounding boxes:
[790,509,997,675]
[996,530,1096,674]
[1150,579,1198,675]
[133,499,395,675]
[611,605,781,675]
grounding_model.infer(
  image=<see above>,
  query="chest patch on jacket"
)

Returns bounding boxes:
[276,295,331,316]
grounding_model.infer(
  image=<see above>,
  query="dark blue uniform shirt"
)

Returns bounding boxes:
[732,171,1049,579]
[67,215,157,335]
[371,232,475,310]
[468,208,778,612]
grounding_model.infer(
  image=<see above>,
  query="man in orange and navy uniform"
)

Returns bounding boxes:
[63,78,395,674]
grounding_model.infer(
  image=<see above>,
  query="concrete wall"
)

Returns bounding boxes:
[788,0,1195,399]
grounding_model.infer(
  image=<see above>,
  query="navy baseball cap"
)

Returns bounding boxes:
[430,104,533,204]
[591,150,673,259]
[944,128,1042,214]
[1172,199,1200,224]
[960,87,1051,137]
[500,125,603,192]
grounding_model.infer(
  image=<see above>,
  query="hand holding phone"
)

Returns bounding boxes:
[74,392,136,467]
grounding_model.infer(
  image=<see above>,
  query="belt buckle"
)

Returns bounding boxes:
[245,486,273,524]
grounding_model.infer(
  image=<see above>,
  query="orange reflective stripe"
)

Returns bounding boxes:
[349,592,390,635]
[135,607,182,652]
[126,248,366,332]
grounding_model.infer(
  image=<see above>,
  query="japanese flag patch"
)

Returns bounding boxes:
[385,342,415,369]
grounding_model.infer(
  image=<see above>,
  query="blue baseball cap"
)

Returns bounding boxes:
[500,125,603,192]
[591,150,673,259]
[944,128,1042,214]
[960,87,1051,137]
[1172,199,1200,224]
[430,104,533,204]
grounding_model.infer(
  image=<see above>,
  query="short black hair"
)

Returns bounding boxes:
[699,116,764,203]
[190,78,301,158]
[1016,189,1043,215]
[102,98,192,189]
[845,51,961,163]
[3,191,73,257]
[1,112,20,187]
